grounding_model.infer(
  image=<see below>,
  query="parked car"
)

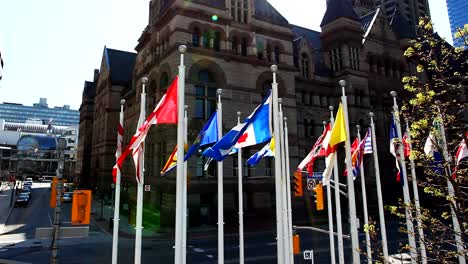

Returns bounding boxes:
[19,191,30,200]
[15,194,30,207]
[26,177,33,182]
[23,182,32,187]
[62,192,73,203]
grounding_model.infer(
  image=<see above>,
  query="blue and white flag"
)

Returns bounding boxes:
[185,111,218,160]
[202,92,272,161]
[363,128,373,154]
[246,138,275,166]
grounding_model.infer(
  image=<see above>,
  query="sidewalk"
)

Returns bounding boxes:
[0,182,16,235]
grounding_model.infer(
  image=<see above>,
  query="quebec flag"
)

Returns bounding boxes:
[202,92,272,161]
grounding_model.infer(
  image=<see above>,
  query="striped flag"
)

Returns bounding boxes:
[112,122,124,183]
[363,128,372,154]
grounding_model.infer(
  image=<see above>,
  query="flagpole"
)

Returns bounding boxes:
[329,106,345,264]
[357,125,372,264]
[405,119,427,264]
[284,116,294,264]
[134,77,147,264]
[279,100,292,264]
[216,88,224,264]
[369,112,389,262]
[112,99,125,264]
[435,105,466,264]
[236,111,245,264]
[390,91,417,264]
[174,45,187,264]
[271,65,285,264]
[322,120,336,264]
[338,80,360,263]
[182,105,188,264]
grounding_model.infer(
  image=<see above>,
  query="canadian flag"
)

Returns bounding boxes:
[117,76,178,183]
[297,123,331,175]
[112,123,124,183]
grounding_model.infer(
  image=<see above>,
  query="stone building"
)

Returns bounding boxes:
[78,0,417,231]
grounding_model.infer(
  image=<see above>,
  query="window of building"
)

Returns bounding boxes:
[274,46,280,63]
[241,37,248,56]
[232,36,239,55]
[160,72,169,90]
[231,0,249,23]
[301,53,309,79]
[214,32,221,51]
[202,31,210,48]
[330,47,343,72]
[349,47,359,70]
[266,44,272,63]
[192,28,200,47]
[195,70,217,119]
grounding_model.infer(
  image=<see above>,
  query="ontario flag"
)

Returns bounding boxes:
[112,122,124,183]
[297,123,331,175]
[117,76,178,183]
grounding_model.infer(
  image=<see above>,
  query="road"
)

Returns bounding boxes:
[0,182,408,263]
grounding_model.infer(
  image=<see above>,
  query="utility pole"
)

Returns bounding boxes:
[51,137,66,264]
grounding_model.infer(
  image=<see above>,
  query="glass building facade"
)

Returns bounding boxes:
[447,0,468,47]
[0,100,79,126]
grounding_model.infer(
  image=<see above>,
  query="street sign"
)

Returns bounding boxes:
[304,249,314,263]
[307,179,316,190]
[144,185,151,192]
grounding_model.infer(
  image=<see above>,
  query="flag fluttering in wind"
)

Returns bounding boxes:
[389,116,403,183]
[116,77,178,182]
[112,123,124,183]
[161,111,218,175]
[298,123,331,174]
[453,133,468,179]
[322,104,347,184]
[246,137,275,166]
[345,129,372,178]
[423,132,444,176]
[203,92,271,161]
[402,132,410,158]
[363,128,373,154]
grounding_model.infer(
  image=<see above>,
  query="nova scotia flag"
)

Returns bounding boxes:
[202,92,272,161]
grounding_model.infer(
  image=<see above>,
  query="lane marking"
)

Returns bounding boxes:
[206,254,213,258]
[193,248,205,253]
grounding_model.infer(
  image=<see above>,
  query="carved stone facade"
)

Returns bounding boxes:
[78,0,416,230]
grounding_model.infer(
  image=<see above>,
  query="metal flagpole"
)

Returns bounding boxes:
[435,105,466,264]
[338,80,360,263]
[405,119,427,264]
[322,120,336,264]
[357,125,372,263]
[271,65,285,264]
[390,91,417,264]
[182,105,188,264]
[112,99,125,264]
[284,116,294,264]
[279,100,291,264]
[134,77,148,264]
[369,112,389,262]
[237,112,245,264]
[174,45,187,264]
[216,88,224,264]
[329,106,345,264]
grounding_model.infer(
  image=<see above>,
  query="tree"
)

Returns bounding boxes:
[391,17,468,262]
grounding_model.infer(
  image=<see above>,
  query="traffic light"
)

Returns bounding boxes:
[49,177,57,208]
[293,171,303,197]
[72,190,92,225]
[314,183,324,211]
[293,234,300,255]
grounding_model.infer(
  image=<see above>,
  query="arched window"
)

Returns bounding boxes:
[192,27,200,47]
[241,37,248,56]
[202,31,210,48]
[160,72,169,91]
[232,36,238,55]
[301,53,309,79]
[195,70,217,119]
[262,81,272,99]
[214,32,221,51]
[274,46,280,63]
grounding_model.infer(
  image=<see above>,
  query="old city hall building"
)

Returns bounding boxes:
[77,0,420,230]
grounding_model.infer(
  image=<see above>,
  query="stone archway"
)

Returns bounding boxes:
[255,70,286,98]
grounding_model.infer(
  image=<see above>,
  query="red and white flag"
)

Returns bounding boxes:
[112,123,124,183]
[297,123,331,175]
[117,76,178,183]
[453,132,468,179]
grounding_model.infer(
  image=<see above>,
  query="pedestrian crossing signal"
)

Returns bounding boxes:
[72,190,92,225]
[314,183,324,211]
[293,171,303,197]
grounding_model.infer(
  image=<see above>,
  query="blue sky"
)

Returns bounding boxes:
[0,0,452,110]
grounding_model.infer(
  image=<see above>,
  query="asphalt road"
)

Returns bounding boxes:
[0,182,409,263]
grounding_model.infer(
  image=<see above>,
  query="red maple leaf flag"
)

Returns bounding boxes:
[297,123,331,175]
[112,123,124,183]
[116,76,179,176]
